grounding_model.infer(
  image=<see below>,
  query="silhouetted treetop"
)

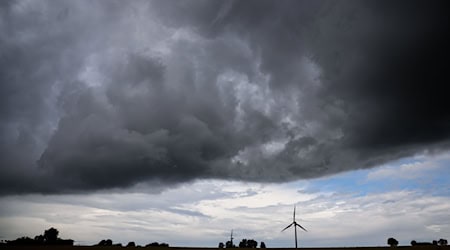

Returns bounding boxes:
[146,242,169,247]
[44,227,58,243]
[96,239,114,246]
[438,239,448,246]
[239,239,257,248]
[387,237,398,247]
[226,240,235,248]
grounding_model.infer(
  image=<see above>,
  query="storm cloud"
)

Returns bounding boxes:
[1,0,449,194]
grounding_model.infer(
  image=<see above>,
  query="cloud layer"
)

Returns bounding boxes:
[1,154,449,246]
[1,180,449,246]
[1,0,449,194]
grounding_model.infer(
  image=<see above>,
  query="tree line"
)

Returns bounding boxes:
[387,237,448,247]
[96,239,169,248]
[218,239,266,248]
[3,227,448,248]
[0,227,169,247]
[2,227,73,246]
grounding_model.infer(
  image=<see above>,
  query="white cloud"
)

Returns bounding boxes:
[1,178,449,247]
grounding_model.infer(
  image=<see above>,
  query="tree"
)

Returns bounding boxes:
[34,235,45,244]
[260,242,266,248]
[146,242,169,247]
[97,239,113,246]
[226,240,234,248]
[247,239,257,248]
[387,238,399,247]
[97,240,106,246]
[127,241,136,247]
[438,239,448,246]
[411,240,417,246]
[44,227,59,243]
[219,242,225,248]
[239,239,257,248]
[239,239,247,248]
[5,227,72,246]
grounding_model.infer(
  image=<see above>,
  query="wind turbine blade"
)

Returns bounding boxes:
[293,205,296,221]
[281,222,294,232]
[296,223,308,232]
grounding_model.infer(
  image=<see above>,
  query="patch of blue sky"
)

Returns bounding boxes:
[304,153,450,197]
[305,169,372,196]
[424,158,450,196]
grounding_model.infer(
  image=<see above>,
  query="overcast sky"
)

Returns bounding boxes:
[0,0,449,247]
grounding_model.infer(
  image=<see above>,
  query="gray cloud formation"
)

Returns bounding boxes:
[0,0,449,194]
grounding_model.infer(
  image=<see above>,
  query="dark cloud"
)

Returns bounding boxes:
[0,0,449,194]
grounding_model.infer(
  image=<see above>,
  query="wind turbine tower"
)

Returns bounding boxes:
[230,230,234,247]
[281,205,307,248]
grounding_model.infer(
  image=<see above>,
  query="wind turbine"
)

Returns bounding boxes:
[281,205,307,248]
[230,229,234,247]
